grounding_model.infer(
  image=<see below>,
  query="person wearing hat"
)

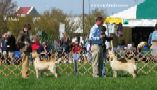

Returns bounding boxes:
[17,24,32,79]
[89,17,106,77]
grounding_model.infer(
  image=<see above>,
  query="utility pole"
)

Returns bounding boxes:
[82,0,85,33]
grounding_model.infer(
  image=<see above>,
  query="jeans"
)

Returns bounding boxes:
[99,51,106,77]
[73,54,80,75]
[72,54,80,61]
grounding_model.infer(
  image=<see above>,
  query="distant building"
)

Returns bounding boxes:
[3,6,40,22]
[16,7,39,17]
[67,16,83,33]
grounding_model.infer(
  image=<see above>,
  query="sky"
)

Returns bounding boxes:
[13,0,144,15]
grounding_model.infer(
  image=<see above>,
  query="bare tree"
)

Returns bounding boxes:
[0,0,16,15]
[84,9,107,34]
[35,8,77,40]
[0,0,16,34]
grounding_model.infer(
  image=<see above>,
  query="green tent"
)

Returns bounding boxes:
[137,0,157,19]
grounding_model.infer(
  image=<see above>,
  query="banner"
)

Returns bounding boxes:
[105,17,123,24]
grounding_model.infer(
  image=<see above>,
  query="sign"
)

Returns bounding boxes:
[123,19,129,24]
[59,23,65,39]
[107,24,117,34]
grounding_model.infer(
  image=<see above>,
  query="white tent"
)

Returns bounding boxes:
[110,5,137,19]
[110,5,157,27]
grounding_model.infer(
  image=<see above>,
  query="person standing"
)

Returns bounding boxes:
[99,26,108,77]
[6,31,17,64]
[150,24,157,56]
[89,17,105,77]
[17,24,32,79]
[72,41,81,75]
[1,33,8,63]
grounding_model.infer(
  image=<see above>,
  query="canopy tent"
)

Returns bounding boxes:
[110,0,157,27]
[137,0,157,19]
[110,5,137,19]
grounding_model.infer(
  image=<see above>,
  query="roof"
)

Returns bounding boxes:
[137,0,157,19]
[16,7,33,15]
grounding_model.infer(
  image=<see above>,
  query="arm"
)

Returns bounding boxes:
[43,46,48,54]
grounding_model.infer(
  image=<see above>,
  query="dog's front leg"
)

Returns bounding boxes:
[54,73,58,78]
[131,72,136,79]
[113,70,117,78]
[35,70,39,79]
[49,67,58,78]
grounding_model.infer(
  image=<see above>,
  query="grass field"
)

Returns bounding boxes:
[0,63,157,90]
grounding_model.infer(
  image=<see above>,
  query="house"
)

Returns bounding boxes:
[16,7,39,17]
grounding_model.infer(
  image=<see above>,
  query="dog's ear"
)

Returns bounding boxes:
[110,57,113,61]
[108,47,112,51]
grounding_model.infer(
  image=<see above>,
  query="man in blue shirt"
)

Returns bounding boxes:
[89,17,105,77]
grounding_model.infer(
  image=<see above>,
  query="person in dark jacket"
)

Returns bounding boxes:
[6,31,17,64]
[1,33,8,55]
[39,42,50,59]
[17,25,31,52]
[17,24,32,79]
[1,33,8,63]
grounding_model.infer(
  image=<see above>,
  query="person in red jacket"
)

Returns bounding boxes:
[31,35,40,52]
[72,42,81,55]
[72,41,81,75]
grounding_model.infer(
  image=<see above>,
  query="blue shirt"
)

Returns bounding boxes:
[152,31,157,42]
[89,24,102,44]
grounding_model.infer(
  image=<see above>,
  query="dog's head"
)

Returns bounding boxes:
[32,52,40,59]
[125,51,135,59]
[108,50,116,61]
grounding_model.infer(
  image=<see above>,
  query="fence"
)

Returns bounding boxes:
[0,49,157,77]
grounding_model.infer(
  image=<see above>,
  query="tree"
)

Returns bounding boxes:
[0,0,16,34]
[83,9,107,35]
[35,8,76,40]
[7,16,34,36]
[0,0,16,15]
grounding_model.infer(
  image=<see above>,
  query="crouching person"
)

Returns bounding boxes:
[17,24,32,79]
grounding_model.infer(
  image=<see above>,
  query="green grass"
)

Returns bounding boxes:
[0,63,157,90]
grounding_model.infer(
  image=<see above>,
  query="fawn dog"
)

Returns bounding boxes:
[32,52,58,79]
[108,50,137,78]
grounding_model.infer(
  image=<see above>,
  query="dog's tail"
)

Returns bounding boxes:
[128,60,135,64]
[128,58,136,64]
